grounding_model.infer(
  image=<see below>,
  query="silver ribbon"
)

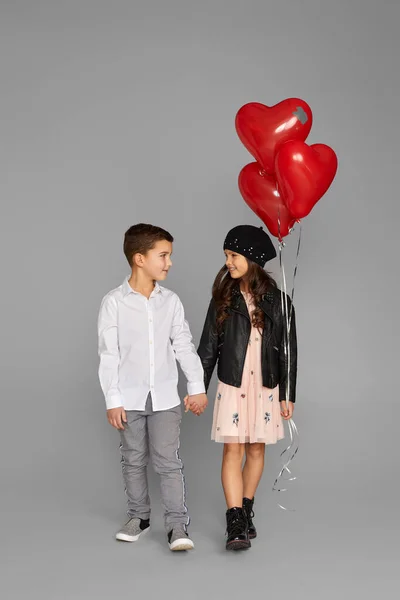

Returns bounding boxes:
[272,218,302,511]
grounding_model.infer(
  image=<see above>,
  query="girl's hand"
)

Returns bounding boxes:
[280,401,294,420]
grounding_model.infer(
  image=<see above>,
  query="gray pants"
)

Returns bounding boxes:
[119,393,189,532]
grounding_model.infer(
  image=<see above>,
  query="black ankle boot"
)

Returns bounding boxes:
[243,497,257,539]
[225,507,251,551]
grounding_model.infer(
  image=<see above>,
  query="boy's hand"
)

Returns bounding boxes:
[280,401,294,420]
[184,395,200,415]
[193,393,208,413]
[184,393,208,416]
[107,407,127,430]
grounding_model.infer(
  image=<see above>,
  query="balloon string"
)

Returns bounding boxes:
[273,214,302,511]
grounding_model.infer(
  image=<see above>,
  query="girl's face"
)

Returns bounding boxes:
[224,250,248,280]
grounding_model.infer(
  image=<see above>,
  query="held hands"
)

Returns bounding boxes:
[184,393,208,416]
[280,401,294,420]
[106,394,208,429]
[107,407,127,430]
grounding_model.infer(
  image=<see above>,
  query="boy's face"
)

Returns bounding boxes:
[135,240,173,281]
[224,250,249,280]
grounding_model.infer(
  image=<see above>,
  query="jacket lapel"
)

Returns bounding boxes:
[231,287,250,320]
[259,294,274,324]
[231,284,275,324]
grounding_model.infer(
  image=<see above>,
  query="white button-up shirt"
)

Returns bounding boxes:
[97,277,205,411]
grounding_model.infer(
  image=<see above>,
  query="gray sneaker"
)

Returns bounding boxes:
[167,525,194,551]
[115,517,150,542]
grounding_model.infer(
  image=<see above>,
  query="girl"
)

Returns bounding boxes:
[197,225,297,551]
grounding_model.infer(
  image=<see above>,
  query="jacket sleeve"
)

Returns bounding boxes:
[278,295,298,403]
[197,298,220,392]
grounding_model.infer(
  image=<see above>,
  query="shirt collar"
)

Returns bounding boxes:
[153,282,162,295]
[122,277,162,297]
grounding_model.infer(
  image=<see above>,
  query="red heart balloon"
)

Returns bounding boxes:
[238,162,296,239]
[235,99,313,175]
[275,141,338,219]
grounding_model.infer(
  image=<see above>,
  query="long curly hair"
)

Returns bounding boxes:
[212,259,277,331]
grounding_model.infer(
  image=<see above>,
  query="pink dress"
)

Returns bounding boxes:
[211,292,285,445]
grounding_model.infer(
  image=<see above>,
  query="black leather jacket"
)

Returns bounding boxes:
[197,284,298,402]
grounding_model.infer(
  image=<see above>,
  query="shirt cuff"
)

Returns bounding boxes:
[187,381,206,396]
[105,395,124,410]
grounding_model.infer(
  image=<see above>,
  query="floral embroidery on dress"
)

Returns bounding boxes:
[269,394,273,402]
[264,412,271,423]
[241,393,246,398]
[232,413,239,426]
[217,393,222,400]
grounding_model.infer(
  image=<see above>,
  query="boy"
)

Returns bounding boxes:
[97,223,208,551]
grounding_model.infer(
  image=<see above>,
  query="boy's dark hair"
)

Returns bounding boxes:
[123,223,174,267]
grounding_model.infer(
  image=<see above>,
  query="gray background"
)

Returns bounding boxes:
[1,0,399,598]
